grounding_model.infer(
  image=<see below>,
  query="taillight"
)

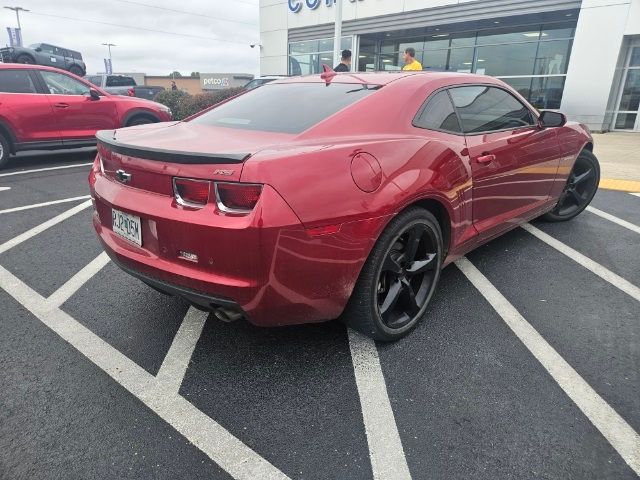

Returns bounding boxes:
[89,155,100,187]
[173,177,210,208]
[127,88,135,97]
[215,182,262,213]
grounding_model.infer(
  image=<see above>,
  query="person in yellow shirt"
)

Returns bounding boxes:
[402,48,423,71]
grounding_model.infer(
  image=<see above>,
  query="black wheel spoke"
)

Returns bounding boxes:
[569,188,583,205]
[404,225,426,263]
[400,278,420,315]
[572,169,592,185]
[382,255,402,275]
[380,279,402,319]
[406,253,437,276]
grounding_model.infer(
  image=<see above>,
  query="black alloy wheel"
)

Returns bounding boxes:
[542,150,600,222]
[15,54,34,64]
[69,65,83,76]
[343,207,443,341]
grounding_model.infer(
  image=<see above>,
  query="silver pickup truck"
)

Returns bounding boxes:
[85,74,164,100]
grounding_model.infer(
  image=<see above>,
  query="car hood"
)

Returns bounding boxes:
[96,121,295,165]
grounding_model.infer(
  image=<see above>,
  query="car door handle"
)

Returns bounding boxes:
[54,103,70,108]
[476,154,496,164]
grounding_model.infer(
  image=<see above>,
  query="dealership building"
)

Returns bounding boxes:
[259,0,640,132]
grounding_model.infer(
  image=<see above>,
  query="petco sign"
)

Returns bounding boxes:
[200,73,254,90]
[288,0,363,13]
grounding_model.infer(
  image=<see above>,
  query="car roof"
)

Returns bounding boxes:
[0,63,75,73]
[271,71,489,86]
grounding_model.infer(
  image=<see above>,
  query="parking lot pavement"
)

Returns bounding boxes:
[1,157,639,480]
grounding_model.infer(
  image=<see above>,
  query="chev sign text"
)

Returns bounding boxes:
[289,0,363,14]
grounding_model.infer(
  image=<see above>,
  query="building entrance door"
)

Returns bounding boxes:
[613,40,640,131]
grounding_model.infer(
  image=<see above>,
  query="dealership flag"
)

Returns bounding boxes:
[104,58,113,75]
[6,27,22,47]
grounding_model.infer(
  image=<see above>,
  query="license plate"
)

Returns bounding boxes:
[112,208,142,246]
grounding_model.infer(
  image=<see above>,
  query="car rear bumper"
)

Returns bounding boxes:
[90,171,387,327]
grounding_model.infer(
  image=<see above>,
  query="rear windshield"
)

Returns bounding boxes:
[106,76,136,87]
[191,82,380,134]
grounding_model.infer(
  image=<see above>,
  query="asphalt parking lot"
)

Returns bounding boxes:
[1,151,639,480]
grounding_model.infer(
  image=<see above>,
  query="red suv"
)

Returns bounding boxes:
[0,64,172,169]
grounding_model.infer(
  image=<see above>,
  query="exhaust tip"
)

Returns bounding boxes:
[213,307,243,323]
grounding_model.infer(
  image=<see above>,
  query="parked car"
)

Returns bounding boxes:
[243,75,286,91]
[0,64,172,169]
[0,43,86,76]
[89,71,599,341]
[85,74,165,100]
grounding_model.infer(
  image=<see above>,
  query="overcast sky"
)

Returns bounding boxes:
[5,0,261,76]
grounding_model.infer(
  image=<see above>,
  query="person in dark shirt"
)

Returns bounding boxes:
[334,49,352,72]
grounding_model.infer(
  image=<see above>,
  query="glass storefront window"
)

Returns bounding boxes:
[477,26,541,45]
[424,37,451,51]
[288,37,353,75]
[529,76,566,109]
[421,50,448,70]
[619,69,640,111]
[448,48,474,72]
[630,47,640,67]
[500,77,533,101]
[541,22,576,40]
[615,113,637,129]
[476,42,538,76]
[380,53,401,70]
[398,40,425,54]
[450,32,476,47]
[289,40,319,55]
[534,40,572,75]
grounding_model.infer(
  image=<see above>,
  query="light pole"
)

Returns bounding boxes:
[4,6,29,30]
[333,0,343,70]
[101,43,116,63]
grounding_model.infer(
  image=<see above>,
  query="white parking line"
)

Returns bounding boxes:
[0,195,91,215]
[47,252,111,307]
[522,223,640,302]
[156,307,209,394]
[586,206,640,235]
[348,329,412,480]
[0,200,92,255]
[0,264,290,480]
[0,187,10,192]
[631,193,640,198]
[456,257,640,475]
[0,162,93,178]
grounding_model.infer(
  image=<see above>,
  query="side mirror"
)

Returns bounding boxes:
[89,88,101,100]
[538,110,567,128]
[34,47,42,52]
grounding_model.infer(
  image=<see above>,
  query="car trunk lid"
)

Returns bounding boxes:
[96,122,294,194]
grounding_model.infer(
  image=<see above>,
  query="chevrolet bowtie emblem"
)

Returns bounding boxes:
[115,169,132,183]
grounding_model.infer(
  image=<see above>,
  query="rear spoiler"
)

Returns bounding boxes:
[96,130,250,164]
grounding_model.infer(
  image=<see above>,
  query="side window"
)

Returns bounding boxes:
[449,86,535,133]
[0,70,38,93]
[413,90,462,133]
[40,44,56,54]
[106,76,136,87]
[40,71,90,95]
[86,76,102,87]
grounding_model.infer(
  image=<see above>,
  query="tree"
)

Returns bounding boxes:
[169,71,182,78]
[190,72,200,77]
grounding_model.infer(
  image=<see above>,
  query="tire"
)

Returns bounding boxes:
[0,132,11,170]
[342,207,443,342]
[541,149,600,222]
[69,65,84,76]
[15,54,34,64]
[126,116,156,127]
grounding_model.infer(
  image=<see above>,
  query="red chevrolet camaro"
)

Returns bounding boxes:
[89,71,599,341]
